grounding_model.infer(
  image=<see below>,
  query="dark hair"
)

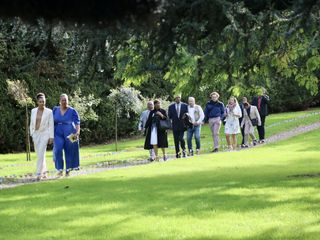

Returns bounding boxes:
[36,93,45,100]
[154,99,161,105]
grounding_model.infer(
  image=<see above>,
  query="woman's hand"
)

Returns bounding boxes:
[156,111,164,118]
[48,138,54,145]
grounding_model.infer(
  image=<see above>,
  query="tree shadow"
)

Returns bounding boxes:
[1,157,320,239]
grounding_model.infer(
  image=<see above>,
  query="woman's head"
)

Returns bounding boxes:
[154,99,161,110]
[228,96,238,106]
[210,92,219,102]
[60,94,69,108]
[36,93,46,108]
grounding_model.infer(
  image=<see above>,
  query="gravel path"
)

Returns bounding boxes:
[1,121,320,190]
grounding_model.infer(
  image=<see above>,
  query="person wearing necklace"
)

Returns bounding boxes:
[53,94,80,177]
[30,93,54,180]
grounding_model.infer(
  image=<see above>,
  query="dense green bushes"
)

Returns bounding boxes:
[1,0,319,152]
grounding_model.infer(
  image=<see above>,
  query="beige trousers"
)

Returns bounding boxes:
[209,117,221,149]
[32,131,50,176]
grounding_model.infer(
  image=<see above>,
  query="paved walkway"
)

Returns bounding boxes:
[1,121,320,190]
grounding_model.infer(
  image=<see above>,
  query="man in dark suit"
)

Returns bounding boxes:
[252,89,270,143]
[239,97,247,146]
[168,94,188,158]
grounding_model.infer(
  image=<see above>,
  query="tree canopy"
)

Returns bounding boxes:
[0,0,319,152]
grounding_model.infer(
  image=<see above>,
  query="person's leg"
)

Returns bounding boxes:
[179,130,186,157]
[64,135,80,175]
[173,130,180,157]
[257,115,266,141]
[149,149,154,160]
[213,117,221,150]
[243,134,249,146]
[261,115,266,141]
[232,134,237,150]
[250,133,257,145]
[194,125,201,154]
[33,132,47,179]
[161,148,167,161]
[53,134,65,175]
[225,134,231,149]
[187,128,194,155]
[153,145,159,161]
[209,119,215,149]
[241,126,245,145]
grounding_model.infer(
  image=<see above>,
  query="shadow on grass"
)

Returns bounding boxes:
[1,157,320,239]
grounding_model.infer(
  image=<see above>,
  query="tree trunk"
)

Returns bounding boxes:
[115,104,118,152]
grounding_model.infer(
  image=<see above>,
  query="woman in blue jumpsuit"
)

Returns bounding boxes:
[53,94,80,176]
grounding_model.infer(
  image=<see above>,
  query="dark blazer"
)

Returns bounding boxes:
[144,108,168,149]
[168,102,188,131]
[252,95,270,117]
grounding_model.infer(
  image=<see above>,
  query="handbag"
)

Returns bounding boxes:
[246,107,258,126]
[159,119,172,131]
[182,113,193,129]
[250,118,258,126]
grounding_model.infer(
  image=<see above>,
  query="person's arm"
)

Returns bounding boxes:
[72,108,81,136]
[233,105,242,118]
[145,111,152,129]
[220,103,225,120]
[138,112,144,131]
[156,109,167,119]
[198,106,205,124]
[48,110,54,144]
[255,107,262,126]
[29,109,34,137]
[204,103,209,123]
[167,105,172,119]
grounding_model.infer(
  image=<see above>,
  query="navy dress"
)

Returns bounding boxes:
[53,106,80,172]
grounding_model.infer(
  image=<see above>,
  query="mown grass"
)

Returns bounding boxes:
[0,129,319,239]
[0,108,319,177]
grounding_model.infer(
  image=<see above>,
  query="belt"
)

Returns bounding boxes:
[56,122,72,125]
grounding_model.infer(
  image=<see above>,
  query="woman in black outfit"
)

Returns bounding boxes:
[144,99,168,161]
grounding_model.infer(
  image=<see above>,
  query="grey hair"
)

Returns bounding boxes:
[60,94,68,100]
[147,101,154,106]
[188,97,195,102]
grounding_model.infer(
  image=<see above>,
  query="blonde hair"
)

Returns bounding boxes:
[228,96,238,105]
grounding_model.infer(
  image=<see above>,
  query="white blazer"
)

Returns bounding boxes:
[30,107,54,138]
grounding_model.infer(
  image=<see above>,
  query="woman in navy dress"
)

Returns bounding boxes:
[53,94,80,177]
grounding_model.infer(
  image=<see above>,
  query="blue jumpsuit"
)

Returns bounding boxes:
[53,106,80,172]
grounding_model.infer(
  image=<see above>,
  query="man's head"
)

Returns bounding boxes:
[188,97,195,107]
[147,101,154,110]
[175,94,182,104]
[210,92,219,102]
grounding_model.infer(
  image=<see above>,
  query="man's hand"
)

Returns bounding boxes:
[48,138,54,145]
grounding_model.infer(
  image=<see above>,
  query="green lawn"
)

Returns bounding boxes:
[0,127,320,239]
[0,108,319,177]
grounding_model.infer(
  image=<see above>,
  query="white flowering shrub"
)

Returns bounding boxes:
[108,86,143,116]
[69,88,101,122]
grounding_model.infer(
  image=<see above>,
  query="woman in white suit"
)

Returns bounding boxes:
[30,93,54,180]
[240,101,261,147]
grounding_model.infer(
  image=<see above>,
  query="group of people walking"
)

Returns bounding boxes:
[139,90,269,161]
[29,89,269,179]
[30,93,80,180]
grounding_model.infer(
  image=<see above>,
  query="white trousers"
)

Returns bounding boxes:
[32,131,50,176]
